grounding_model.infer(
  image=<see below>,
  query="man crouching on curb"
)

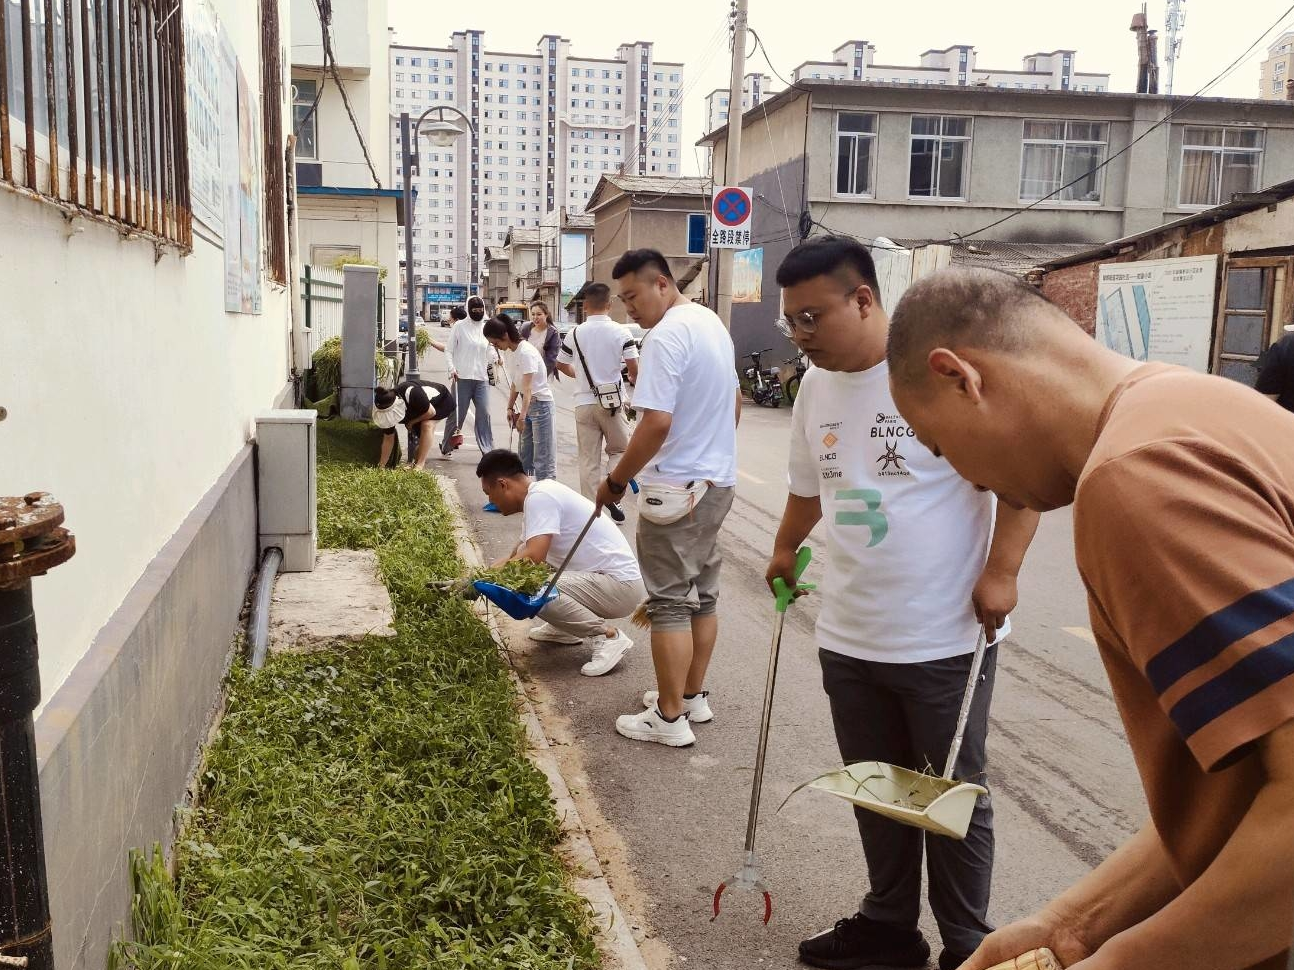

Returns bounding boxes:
[477,449,646,676]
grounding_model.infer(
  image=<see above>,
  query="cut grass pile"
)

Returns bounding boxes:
[468,560,553,597]
[111,420,598,969]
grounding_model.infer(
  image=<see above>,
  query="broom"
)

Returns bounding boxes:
[630,600,650,629]
[986,951,1062,970]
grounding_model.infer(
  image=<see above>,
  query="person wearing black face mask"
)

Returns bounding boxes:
[439,296,496,457]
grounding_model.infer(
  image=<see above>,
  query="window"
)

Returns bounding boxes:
[396,72,405,81]
[1019,121,1107,203]
[294,79,319,160]
[1214,260,1291,385]
[1179,127,1264,208]
[909,115,971,199]
[396,57,405,65]
[411,74,421,83]
[411,57,422,67]
[834,113,877,196]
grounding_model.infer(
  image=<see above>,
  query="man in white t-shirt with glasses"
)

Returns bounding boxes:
[556,282,640,523]
[594,249,741,748]
[767,236,1040,970]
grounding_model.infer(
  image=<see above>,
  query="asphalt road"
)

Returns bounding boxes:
[419,350,1146,970]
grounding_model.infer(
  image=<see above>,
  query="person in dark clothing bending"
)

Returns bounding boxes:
[373,380,456,469]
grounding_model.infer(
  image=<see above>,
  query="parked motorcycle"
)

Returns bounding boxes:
[743,349,785,408]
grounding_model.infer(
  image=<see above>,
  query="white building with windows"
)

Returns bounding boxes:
[703,72,775,132]
[389,33,685,294]
[291,0,402,326]
[700,79,1294,358]
[1259,30,1294,100]
[790,41,1109,93]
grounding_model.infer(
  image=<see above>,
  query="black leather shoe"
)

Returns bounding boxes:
[798,913,930,969]
[607,502,626,523]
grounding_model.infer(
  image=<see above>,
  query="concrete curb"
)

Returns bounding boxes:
[435,475,651,970]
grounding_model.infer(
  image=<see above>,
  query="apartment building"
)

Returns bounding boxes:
[389,33,685,294]
[703,72,775,131]
[792,41,1110,93]
[1259,31,1294,100]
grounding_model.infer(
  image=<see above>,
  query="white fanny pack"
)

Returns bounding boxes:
[638,480,711,525]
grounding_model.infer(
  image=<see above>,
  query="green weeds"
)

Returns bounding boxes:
[111,421,598,969]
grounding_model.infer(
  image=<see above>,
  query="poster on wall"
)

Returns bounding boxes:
[1096,255,1218,372]
[184,0,226,238]
[733,247,763,303]
[218,46,263,314]
[237,68,264,314]
[559,233,587,323]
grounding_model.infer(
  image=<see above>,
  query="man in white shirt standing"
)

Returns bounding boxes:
[765,237,1040,970]
[594,249,741,748]
[478,449,646,676]
[556,282,640,523]
[439,296,496,457]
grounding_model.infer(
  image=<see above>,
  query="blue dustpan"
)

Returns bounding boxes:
[471,509,601,620]
[470,580,559,619]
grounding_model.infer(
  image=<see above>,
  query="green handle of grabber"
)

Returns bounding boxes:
[772,546,815,613]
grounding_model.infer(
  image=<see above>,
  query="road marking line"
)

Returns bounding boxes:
[1063,626,1097,645]
[738,469,767,486]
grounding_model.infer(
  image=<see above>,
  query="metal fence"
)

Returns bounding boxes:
[0,0,192,246]
[300,264,344,349]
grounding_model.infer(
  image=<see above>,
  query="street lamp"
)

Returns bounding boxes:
[399,105,474,381]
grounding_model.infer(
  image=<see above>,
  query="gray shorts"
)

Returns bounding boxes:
[635,485,734,631]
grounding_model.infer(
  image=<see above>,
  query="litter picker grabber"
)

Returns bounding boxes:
[712,546,814,925]
[804,627,991,840]
[472,508,601,620]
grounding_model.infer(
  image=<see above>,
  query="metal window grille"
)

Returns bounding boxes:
[0,0,191,247]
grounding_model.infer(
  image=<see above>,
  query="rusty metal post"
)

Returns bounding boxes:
[0,493,76,970]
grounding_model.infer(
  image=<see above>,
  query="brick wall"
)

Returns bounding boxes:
[1041,262,1102,335]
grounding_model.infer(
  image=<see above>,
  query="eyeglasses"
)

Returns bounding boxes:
[775,286,863,339]
[775,310,821,339]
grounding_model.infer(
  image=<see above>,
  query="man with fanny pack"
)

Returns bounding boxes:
[595,249,741,748]
[556,283,640,524]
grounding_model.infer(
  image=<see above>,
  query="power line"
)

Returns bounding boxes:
[959,3,1294,240]
[748,28,798,90]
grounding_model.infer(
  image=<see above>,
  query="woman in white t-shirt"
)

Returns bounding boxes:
[483,314,557,480]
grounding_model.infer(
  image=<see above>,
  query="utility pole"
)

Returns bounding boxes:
[1164,0,1186,96]
[715,0,748,331]
[399,111,420,380]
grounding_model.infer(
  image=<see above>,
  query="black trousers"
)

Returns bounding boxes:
[818,646,997,956]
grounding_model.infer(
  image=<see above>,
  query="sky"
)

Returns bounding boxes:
[388,0,1294,176]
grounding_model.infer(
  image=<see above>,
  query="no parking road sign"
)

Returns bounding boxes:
[711,185,753,249]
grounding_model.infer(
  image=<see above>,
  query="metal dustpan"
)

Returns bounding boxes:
[805,629,990,840]
[472,508,601,620]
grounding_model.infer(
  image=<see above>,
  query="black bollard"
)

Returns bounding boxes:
[0,494,76,969]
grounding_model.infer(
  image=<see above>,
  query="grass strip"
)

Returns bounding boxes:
[111,420,599,970]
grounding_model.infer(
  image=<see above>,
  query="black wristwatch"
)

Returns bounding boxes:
[605,475,627,496]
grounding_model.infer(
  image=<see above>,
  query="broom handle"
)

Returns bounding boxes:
[943,628,990,781]
[537,509,601,600]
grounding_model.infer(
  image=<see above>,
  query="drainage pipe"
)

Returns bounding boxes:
[248,547,284,671]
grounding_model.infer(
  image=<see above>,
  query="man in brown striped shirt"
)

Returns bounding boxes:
[885,267,1294,970]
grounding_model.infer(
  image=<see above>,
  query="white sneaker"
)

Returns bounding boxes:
[528,622,582,645]
[581,630,634,676]
[615,705,696,747]
[642,689,713,723]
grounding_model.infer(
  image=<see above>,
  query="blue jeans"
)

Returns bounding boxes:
[519,398,556,480]
[441,378,494,454]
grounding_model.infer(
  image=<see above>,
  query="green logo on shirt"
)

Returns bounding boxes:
[834,489,888,547]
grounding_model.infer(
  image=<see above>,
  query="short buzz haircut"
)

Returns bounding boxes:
[776,235,883,307]
[612,248,674,282]
[475,449,526,482]
[583,282,612,308]
[886,267,1064,387]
